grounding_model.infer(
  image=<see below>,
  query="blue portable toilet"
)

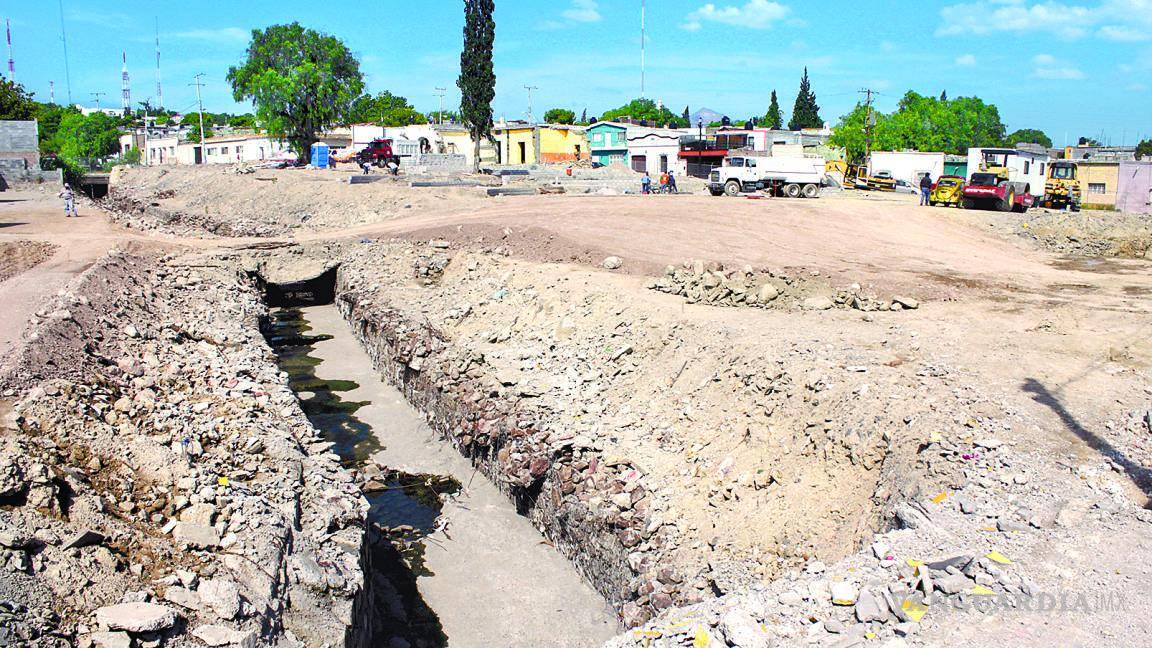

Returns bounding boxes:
[311,142,330,169]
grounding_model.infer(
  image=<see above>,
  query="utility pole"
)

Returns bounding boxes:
[90,91,106,110]
[434,86,446,125]
[859,88,875,169]
[191,74,206,162]
[524,85,538,124]
[640,0,646,97]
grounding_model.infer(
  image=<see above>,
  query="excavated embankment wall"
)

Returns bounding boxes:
[334,272,687,627]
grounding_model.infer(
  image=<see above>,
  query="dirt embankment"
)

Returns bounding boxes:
[0,251,367,646]
[948,207,1152,259]
[0,241,57,283]
[105,165,489,238]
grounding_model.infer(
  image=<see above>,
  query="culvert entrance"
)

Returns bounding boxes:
[259,274,618,647]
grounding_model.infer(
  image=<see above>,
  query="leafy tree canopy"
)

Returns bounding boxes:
[55,112,122,161]
[1136,139,1152,160]
[1004,128,1052,149]
[34,103,82,156]
[829,91,1006,162]
[428,109,459,123]
[1078,136,1102,146]
[600,98,687,128]
[347,91,428,126]
[0,79,37,121]
[543,108,575,124]
[228,22,364,162]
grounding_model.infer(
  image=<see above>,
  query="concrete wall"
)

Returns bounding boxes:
[0,120,41,184]
[1080,162,1120,209]
[495,128,537,165]
[1116,162,1152,214]
[538,127,589,163]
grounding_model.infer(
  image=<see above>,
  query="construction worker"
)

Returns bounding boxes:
[641,172,652,195]
[659,171,669,193]
[667,170,678,194]
[919,173,933,206]
[58,183,78,218]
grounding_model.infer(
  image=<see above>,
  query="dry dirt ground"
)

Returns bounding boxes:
[4,168,1152,647]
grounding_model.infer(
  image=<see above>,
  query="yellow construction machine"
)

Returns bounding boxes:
[1042,161,1081,210]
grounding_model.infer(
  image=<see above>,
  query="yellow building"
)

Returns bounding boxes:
[494,124,538,165]
[1079,161,1120,210]
[435,125,497,167]
[538,125,589,163]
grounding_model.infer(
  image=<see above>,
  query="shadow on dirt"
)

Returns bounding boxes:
[1023,378,1152,507]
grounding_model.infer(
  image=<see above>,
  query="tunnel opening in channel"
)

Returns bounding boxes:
[256,266,339,308]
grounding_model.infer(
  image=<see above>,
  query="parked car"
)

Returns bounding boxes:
[893,179,919,195]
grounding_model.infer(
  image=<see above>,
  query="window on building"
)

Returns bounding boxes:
[208,148,217,155]
[221,146,229,155]
[1088,183,1107,194]
[613,132,625,145]
[1023,161,1030,174]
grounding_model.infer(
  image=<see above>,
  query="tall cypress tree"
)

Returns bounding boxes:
[765,90,782,130]
[458,0,496,171]
[682,105,690,123]
[788,67,822,131]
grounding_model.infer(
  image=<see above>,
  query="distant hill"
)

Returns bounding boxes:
[690,108,725,126]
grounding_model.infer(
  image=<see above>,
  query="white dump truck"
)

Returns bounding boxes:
[708,155,827,198]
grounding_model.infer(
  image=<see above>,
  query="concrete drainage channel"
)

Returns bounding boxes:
[257,271,618,647]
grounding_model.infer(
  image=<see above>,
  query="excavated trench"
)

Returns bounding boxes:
[258,271,617,647]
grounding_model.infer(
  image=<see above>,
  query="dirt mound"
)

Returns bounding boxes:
[0,241,56,283]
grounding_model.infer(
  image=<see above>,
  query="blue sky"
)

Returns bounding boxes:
[7,0,1151,144]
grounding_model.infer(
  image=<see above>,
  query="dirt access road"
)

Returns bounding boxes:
[296,191,1151,310]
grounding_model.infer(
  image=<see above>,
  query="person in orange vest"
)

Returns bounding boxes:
[659,171,669,193]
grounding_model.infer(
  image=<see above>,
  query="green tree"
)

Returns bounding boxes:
[227,23,364,163]
[788,68,821,131]
[579,108,588,124]
[1004,128,1052,149]
[428,109,459,123]
[181,112,215,143]
[229,113,258,130]
[829,91,1006,162]
[34,103,81,155]
[1078,136,1101,146]
[347,91,428,126]
[939,90,948,102]
[55,112,121,161]
[459,0,496,172]
[543,108,575,124]
[682,105,690,123]
[1136,139,1152,160]
[765,90,782,130]
[600,98,687,127]
[0,79,37,120]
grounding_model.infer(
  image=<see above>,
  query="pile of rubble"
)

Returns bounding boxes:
[647,260,921,312]
[0,251,368,646]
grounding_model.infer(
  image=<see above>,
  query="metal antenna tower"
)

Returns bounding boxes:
[640,0,646,97]
[524,85,538,123]
[121,51,131,114]
[58,0,73,104]
[6,20,14,81]
[155,18,163,110]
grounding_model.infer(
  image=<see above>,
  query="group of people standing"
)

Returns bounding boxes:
[641,170,678,195]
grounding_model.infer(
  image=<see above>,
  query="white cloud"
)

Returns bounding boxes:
[937,1,1092,39]
[1099,25,1151,41]
[170,28,250,43]
[682,0,791,31]
[562,0,602,23]
[955,53,977,66]
[1032,53,1086,78]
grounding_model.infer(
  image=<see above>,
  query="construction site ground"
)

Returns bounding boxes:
[2,167,1150,648]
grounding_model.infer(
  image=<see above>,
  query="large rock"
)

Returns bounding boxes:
[199,578,243,620]
[88,631,132,648]
[855,589,888,623]
[802,296,834,311]
[174,522,221,548]
[191,624,252,647]
[180,503,216,526]
[94,602,179,633]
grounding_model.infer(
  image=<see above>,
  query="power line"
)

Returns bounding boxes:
[58,0,73,104]
[90,91,106,110]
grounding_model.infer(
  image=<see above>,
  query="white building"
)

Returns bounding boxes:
[145,136,181,166]
[198,134,290,165]
[626,126,691,176]
[869,151,946,186]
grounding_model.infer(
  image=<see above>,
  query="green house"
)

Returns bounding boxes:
[587,122,628,167]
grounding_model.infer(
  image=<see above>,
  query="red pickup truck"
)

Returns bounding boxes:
[356,139,402,173]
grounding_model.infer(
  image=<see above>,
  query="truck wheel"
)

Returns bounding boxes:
[802,183,819,198]
[784,184,801,198]
[962,198,976,210]
[724,180,741,197]
[709,188,724,197]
